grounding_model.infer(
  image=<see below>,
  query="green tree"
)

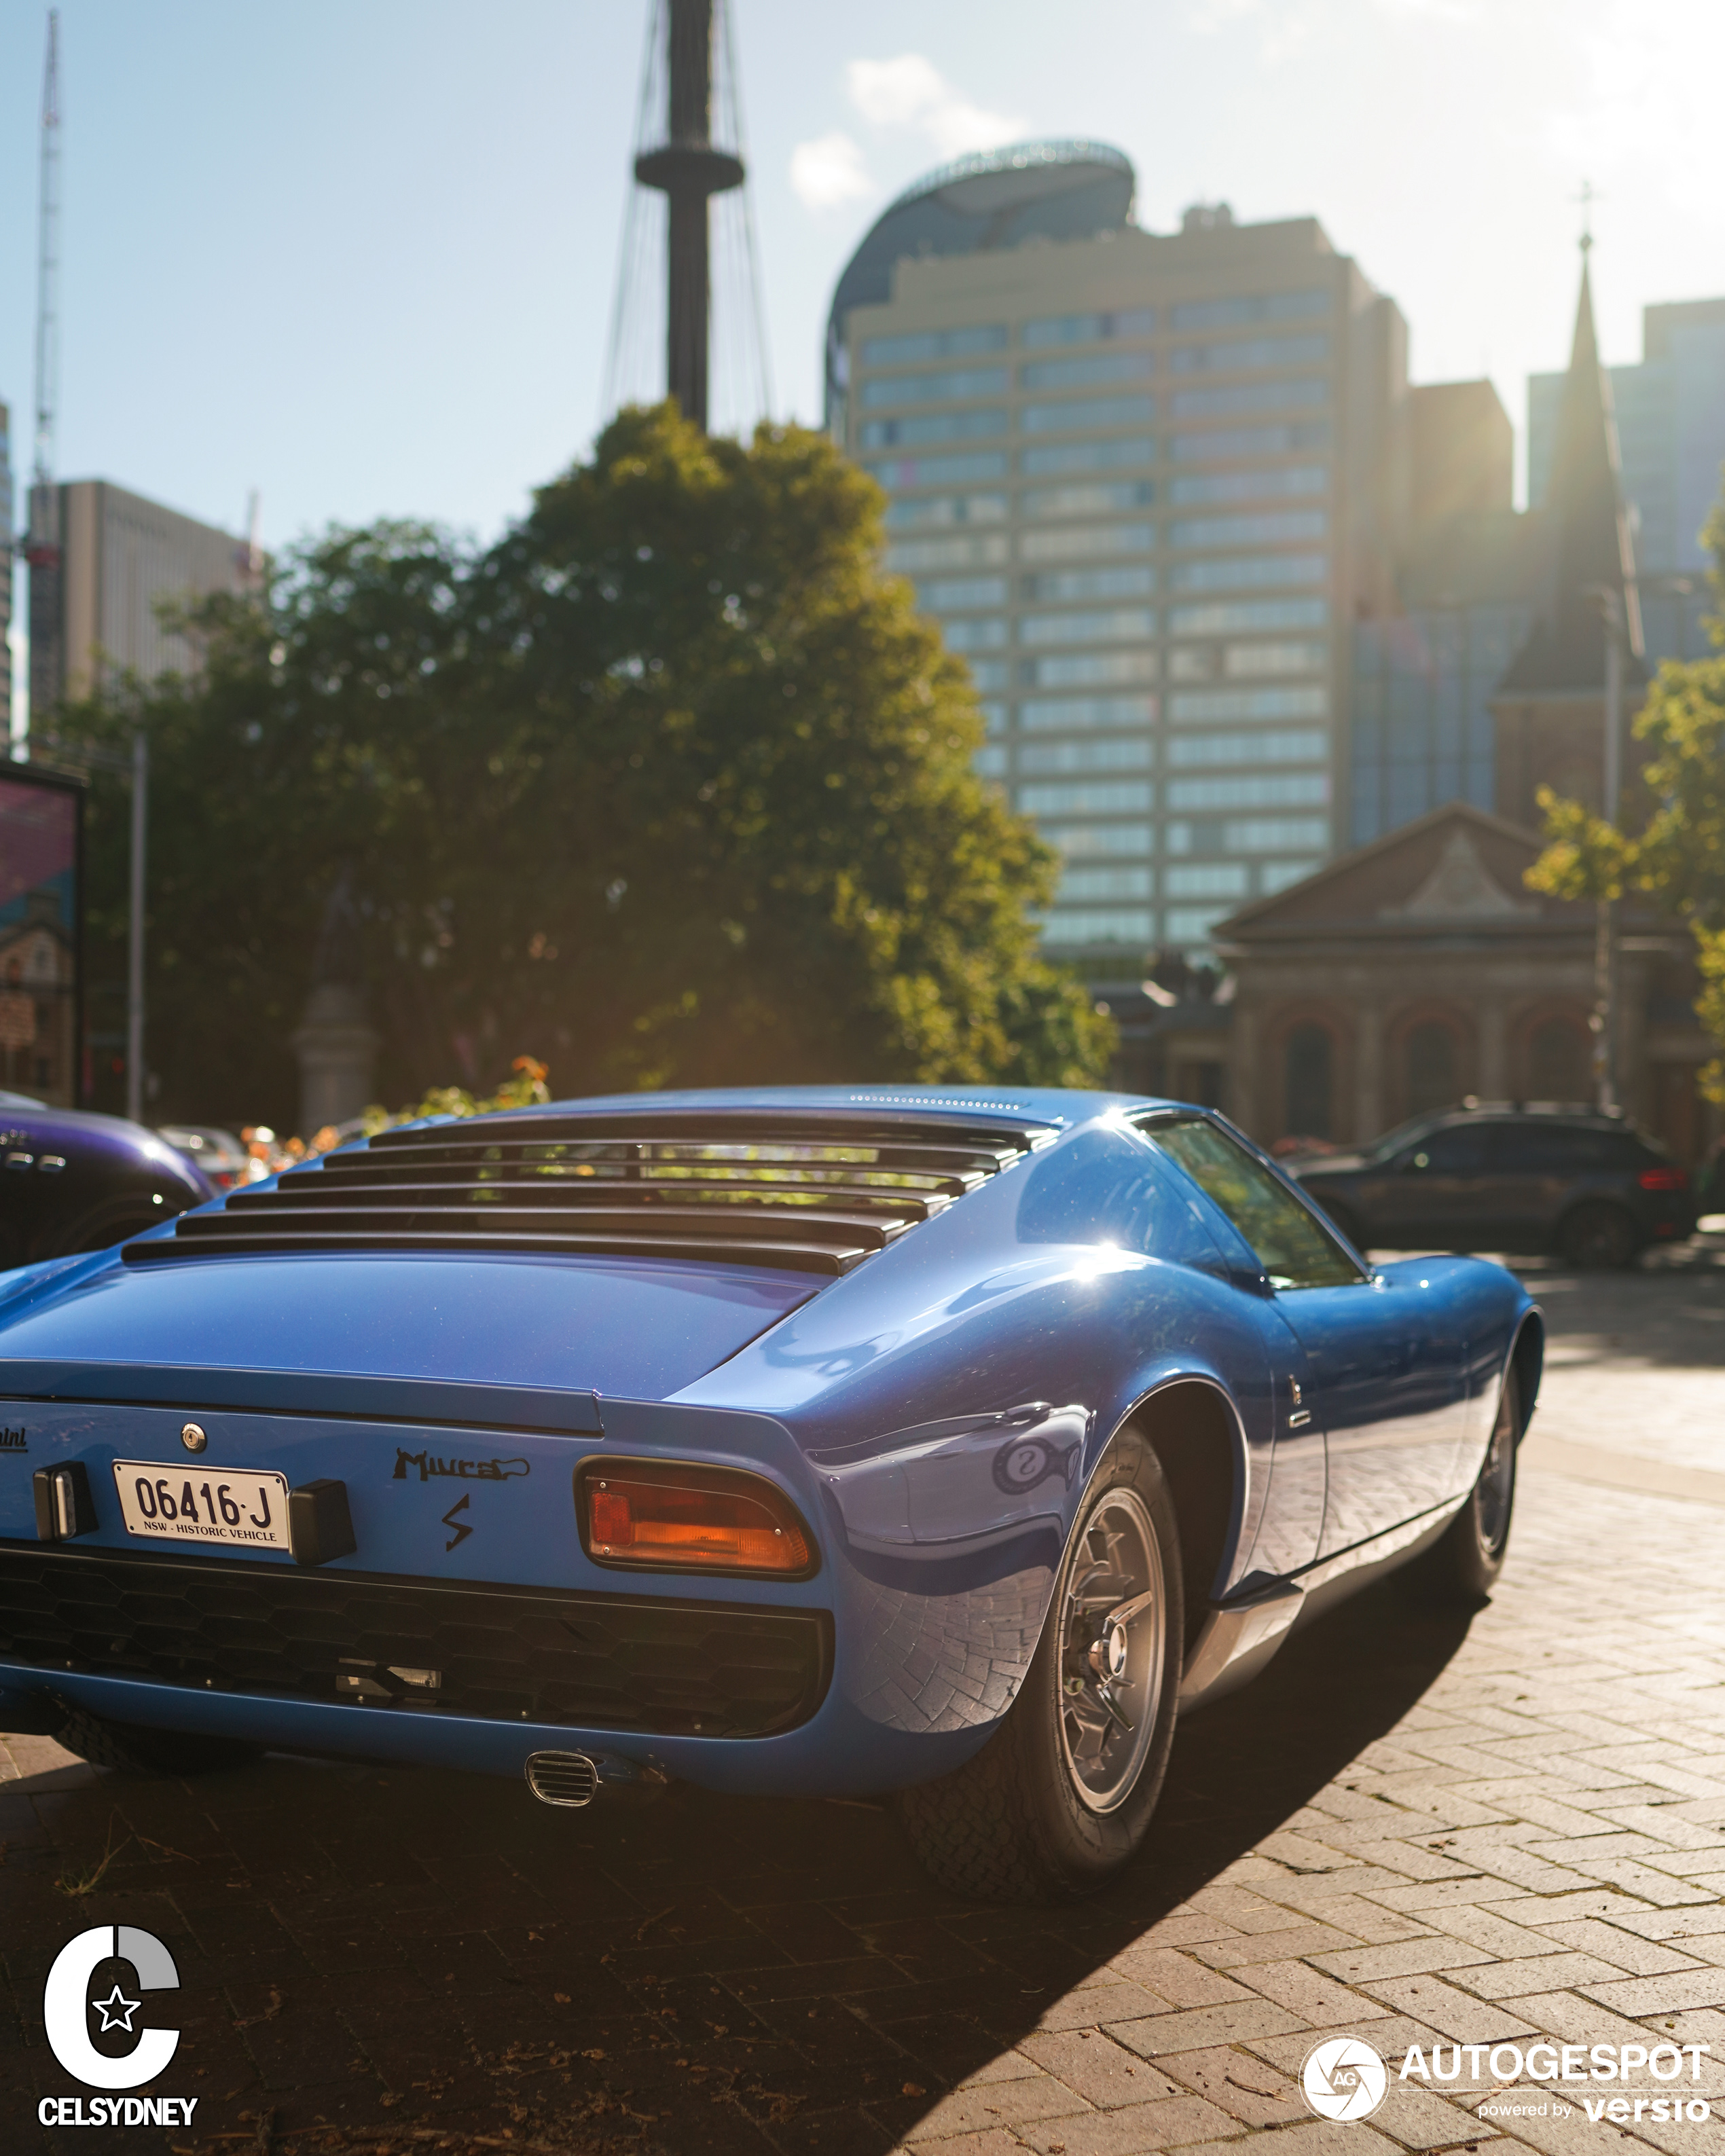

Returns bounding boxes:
[1527,486,1725,1095]
[60,406,1112,1127]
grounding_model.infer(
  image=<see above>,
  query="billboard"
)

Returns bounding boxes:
[0,765,84,1110]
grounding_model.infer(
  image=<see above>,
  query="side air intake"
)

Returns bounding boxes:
[524,1751,599,1808]
[124,1106,1057,1277]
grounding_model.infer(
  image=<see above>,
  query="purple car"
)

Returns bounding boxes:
[0,1092,213,1272]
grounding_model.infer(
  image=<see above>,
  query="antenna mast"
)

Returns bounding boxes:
[633,0,744,432]
[29,11,61,538]
[25,10,64,733]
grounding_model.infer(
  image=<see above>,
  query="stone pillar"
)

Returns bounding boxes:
[291,983,379,1137]
[1354,999,1383,1147]
[1477,998,1509,1101]
[1616,951,1647,1124]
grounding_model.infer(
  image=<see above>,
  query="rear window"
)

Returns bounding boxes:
[1148,1117,1362,1290]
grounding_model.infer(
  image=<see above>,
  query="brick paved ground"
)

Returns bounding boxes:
[4,1258,1724,2156]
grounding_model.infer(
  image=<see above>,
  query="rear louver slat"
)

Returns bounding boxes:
[124,1106,1056,1276]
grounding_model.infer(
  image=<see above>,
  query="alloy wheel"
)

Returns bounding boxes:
[1056,1484,1167,1815]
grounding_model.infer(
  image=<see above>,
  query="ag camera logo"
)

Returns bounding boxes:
[38,1925,200,2129]
[1304,2036,1389,2121]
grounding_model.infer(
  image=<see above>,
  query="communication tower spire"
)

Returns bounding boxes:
[632,0,744,433]
[31,10,61,507]
[26,10,65,729]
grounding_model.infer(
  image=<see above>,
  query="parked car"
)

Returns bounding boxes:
[0,1099,213,1272]
[0,1089,1536,1902]
[1292,1104,1694,1267]
[157,1125,252,1192]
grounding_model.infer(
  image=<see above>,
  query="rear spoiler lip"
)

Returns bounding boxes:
[0,1360,606,1436]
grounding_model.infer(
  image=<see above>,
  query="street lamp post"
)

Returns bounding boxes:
[125,726,148,1125]
[1588,589,1625,1114]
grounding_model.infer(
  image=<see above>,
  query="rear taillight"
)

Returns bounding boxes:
[1638,1167,1687,1192]
[577,1459,815,1578]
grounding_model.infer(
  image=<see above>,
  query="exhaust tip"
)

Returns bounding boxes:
[524,1749,599,1808]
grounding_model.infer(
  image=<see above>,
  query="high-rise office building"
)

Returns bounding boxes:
[1349,273,1724,849]
[826,142,1410,960]
[28,479,247,723]
[1529,295,1725,665]
[1347,377,1536,846]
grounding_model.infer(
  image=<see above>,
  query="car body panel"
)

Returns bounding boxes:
[0,1086,1537,1795]
[0,1249,816,1403]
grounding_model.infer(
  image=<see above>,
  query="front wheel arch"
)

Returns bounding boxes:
[1508,1311,1544,1427]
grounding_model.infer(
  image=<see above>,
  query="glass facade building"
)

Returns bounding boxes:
[828,146,1408,961]
[1351,293,1725,849]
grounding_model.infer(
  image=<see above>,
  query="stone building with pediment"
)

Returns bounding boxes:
[1212,802,1715,1162]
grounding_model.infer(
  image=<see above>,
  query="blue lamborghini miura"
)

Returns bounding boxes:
[0,1089,1538,1900]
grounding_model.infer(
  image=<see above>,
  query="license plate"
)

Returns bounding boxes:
[111,1460,293,1552]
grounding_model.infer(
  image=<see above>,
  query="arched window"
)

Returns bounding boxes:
[1528,1017,1589,1102]
[1284,1023,1332,1139]
[1405,1021,1457,1118]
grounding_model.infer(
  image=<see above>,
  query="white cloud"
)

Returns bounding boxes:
[789,130,876,211]
[845,54,1024,161]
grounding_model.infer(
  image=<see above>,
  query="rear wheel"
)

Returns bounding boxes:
[54,1709,257,1777]
[54,1207,164,1259]
[1559,1203,1641,1270]
[1423,1364,1519,1601]
[894,1428,1182,1903]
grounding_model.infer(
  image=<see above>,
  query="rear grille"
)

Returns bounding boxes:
[0,1544,830,1738]
[524,1751,598,1807]
[126,1105,1055,1275]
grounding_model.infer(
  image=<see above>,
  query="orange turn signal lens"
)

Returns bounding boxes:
[577,1459,815,1578]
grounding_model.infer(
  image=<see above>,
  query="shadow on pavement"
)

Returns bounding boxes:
[0,1565,1475,2155]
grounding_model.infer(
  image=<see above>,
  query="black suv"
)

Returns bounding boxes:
[1290,1106,1695,1268]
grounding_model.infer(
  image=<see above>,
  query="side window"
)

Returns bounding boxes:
[1146,1117,1364,1290]
[1402,1125,1491,1173]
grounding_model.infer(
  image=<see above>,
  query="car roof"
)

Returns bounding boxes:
[1434,1106,1626,1129]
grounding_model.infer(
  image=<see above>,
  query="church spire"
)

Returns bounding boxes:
[1497,240,1644,695]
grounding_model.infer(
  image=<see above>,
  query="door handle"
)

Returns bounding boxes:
[1287,1409,1311,1429]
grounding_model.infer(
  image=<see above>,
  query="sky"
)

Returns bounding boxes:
[0,0,1720,566]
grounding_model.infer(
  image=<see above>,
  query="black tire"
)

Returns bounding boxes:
[54,1207,164,1260]
[894,1426,1182,1903]
[1423,1364,1519,1601]
[1558,1203,1641,1270]
[54,1708,257,1777]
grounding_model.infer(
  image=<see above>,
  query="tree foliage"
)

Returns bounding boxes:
[59,407,1113,1126]
[1527,483,1725,1095]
